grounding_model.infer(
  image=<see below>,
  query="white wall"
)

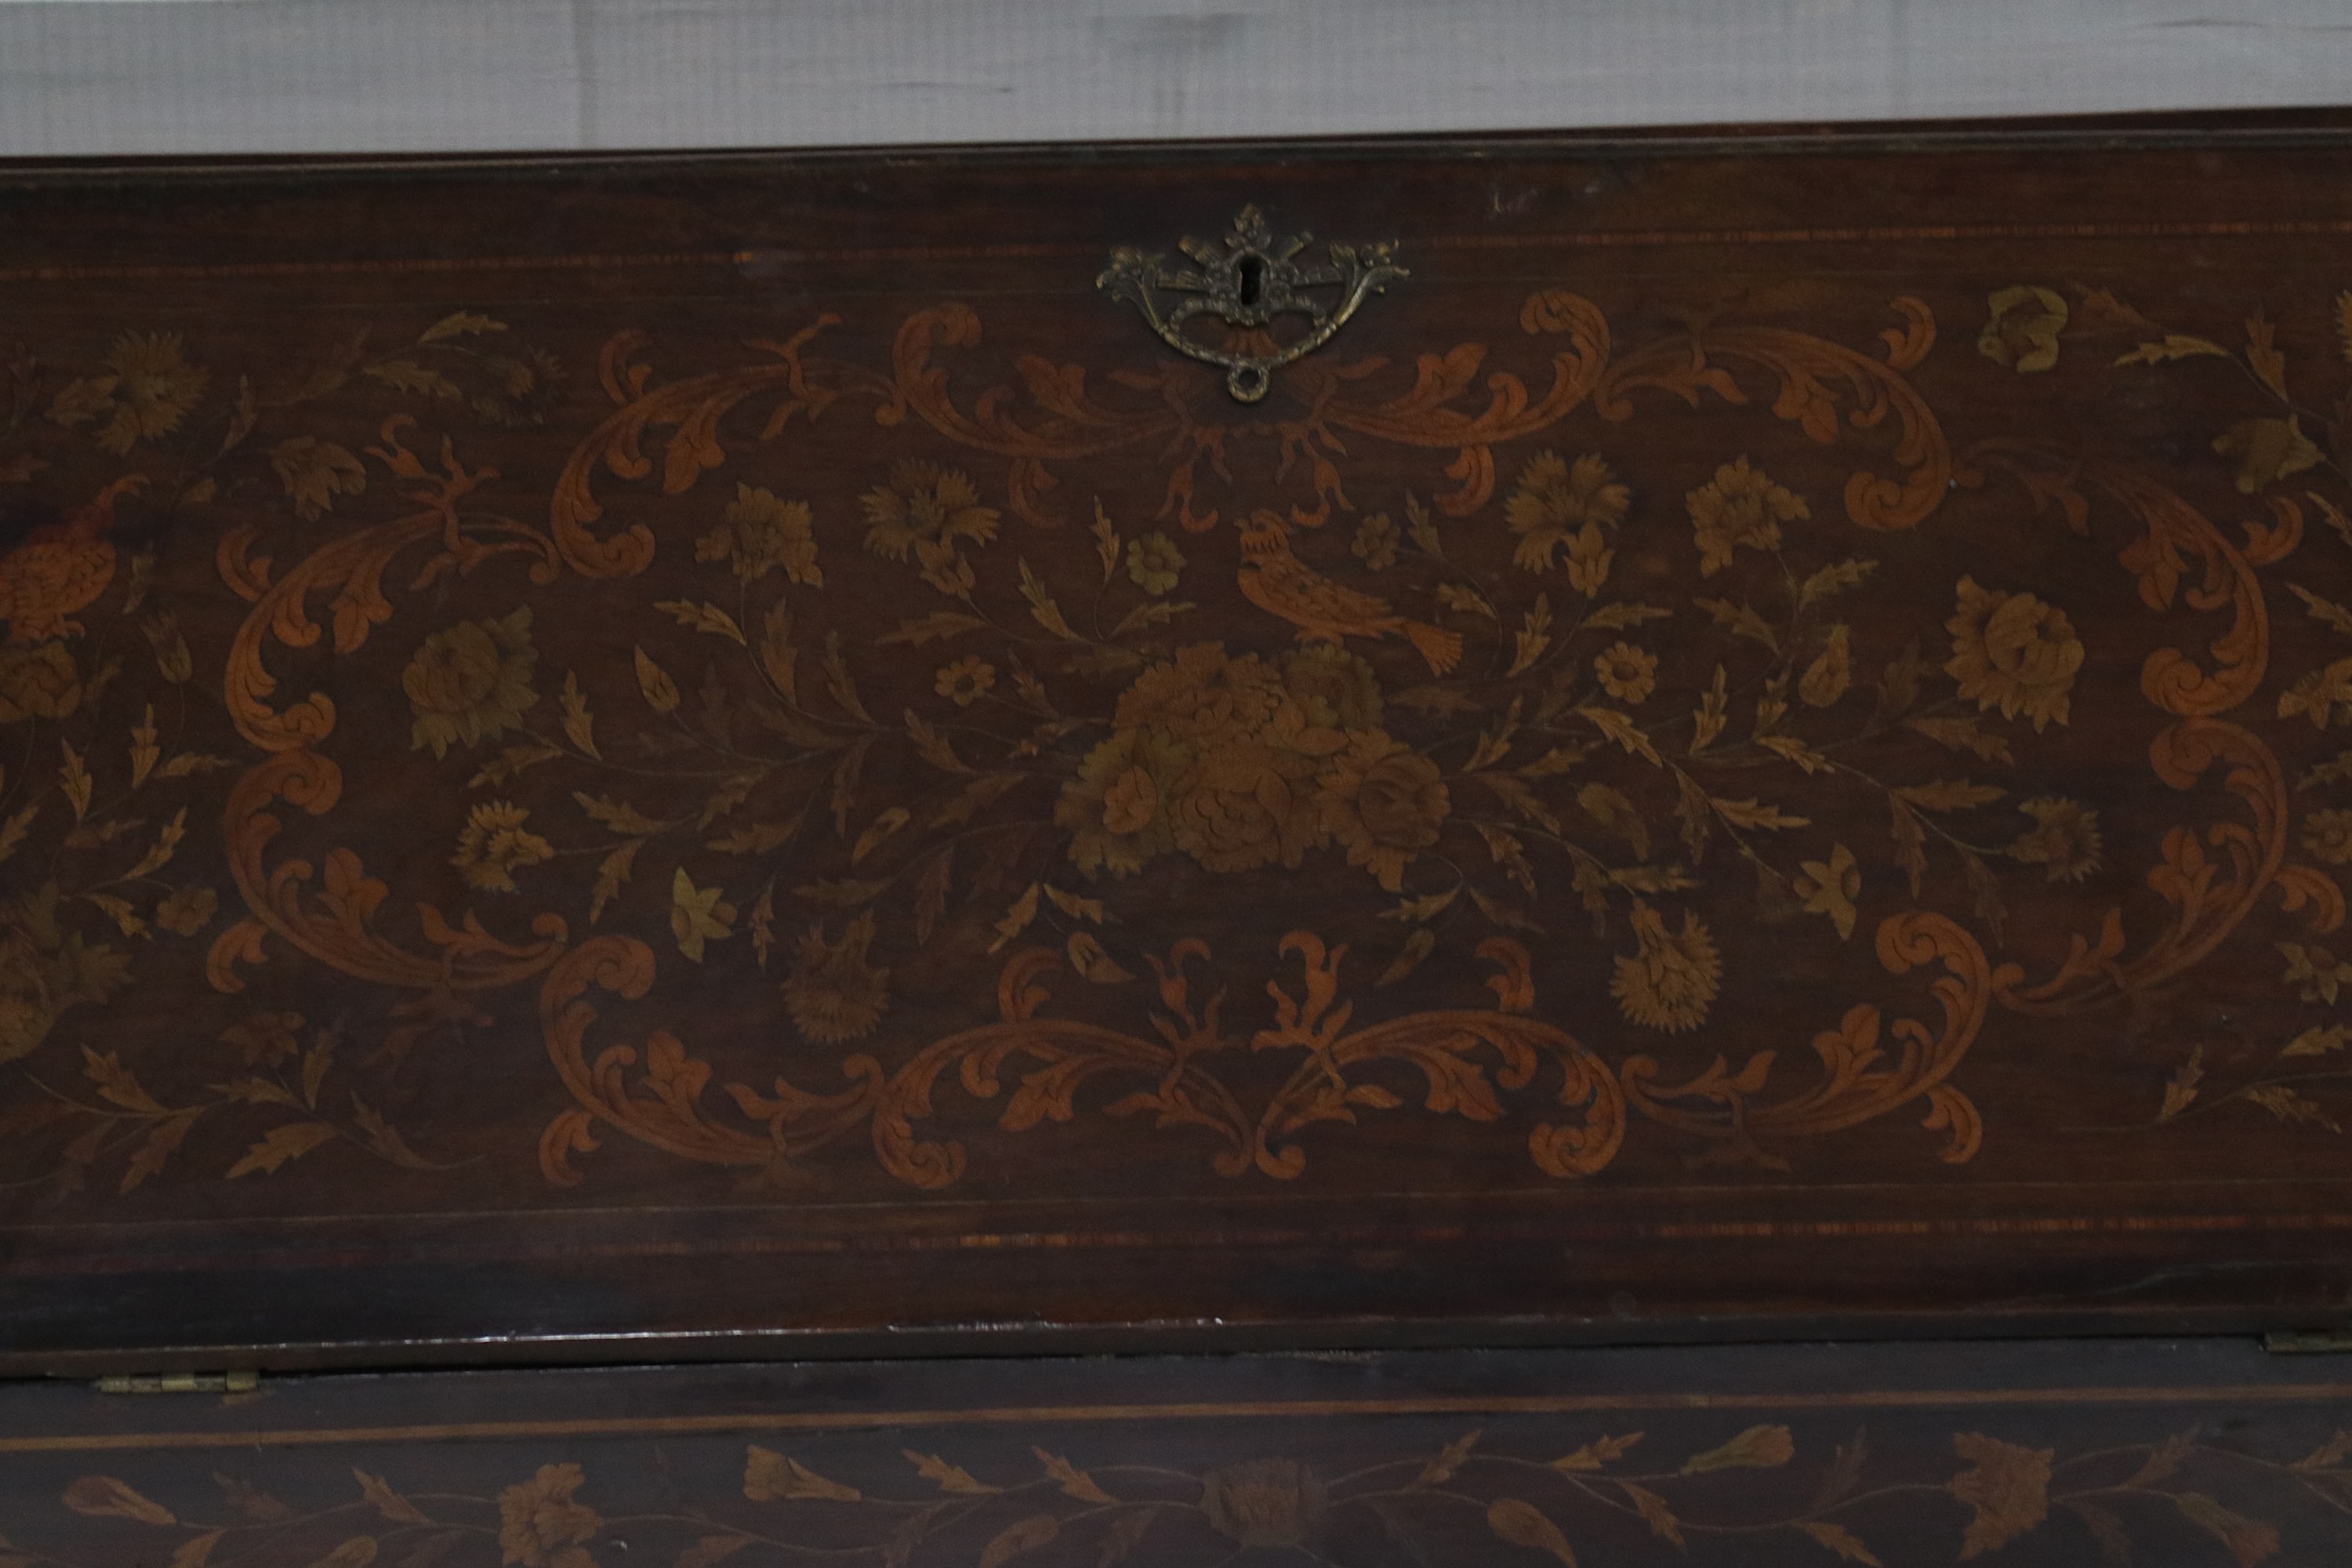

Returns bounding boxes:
[2,0,2350,158]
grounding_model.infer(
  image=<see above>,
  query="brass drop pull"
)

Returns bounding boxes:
[1098,205,1406,403]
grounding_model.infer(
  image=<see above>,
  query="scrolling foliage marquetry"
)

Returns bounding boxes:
[31,1404,2352,1567]
[2,272,2348,1199]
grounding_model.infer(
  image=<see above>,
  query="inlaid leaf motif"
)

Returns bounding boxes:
[170,1530,225,1568]
[1034,1447,1115,1504]
[1711,797,1808,831]
[2064,1499,2135,1565]
[1467,700,1524,771]
[2243,1083,2342,1131]
[124,808,187,880]
[1095,1507,1159,1568]
[821,632,873,723]
[1586,601,1673,630]
[467,742,562,789]
[1509,593,1553,677]
[575,793,664,836]
[1042,884,1107,924]
[2123,1431,2197,1489]
[2246,310,2289,397]
[1794,844,1860,941]
[1799,623,1852,706]
[1682,1423,1795,1473]
[1065,933,1134,984]
[270,436,366,518]
[1476,823,1537,895]
[989,884,1044,953]
[354,1468,432,1524]
[1797,558,1876,610]
[1018,560,1080,640]
[794,878,889,907]
[2174,1493,2280,1567]
[84,1047,166,1114]
[1690,664,1730,753]
[633,645,681,713]
[1577,706,1660,765]
[2214,416,2321,493]
[1794,1521,1882,1565]
[1696,597,1778,652]
[1403,490,1443,556]
[1478,772,1560,834]
[1896,779,2004,812]
[2294,1430,2352,1469]
[2114,333,2230,366]
[978,1514,1058,1568]
[1962,851,2008,945]
[2289,583,2352,636]
[743,1447,860,1503]
[911,850,953,946]
[1417,1430,1482,1486]
[1905,716,2013,764]
[1759,733,1831,775]
[227,1121,338,1178]
[850,807,909,866]
[1554,1433,1643,1472]
[878,611,989,647]
[366,360,462,398]
[420,310,506,341]
[158,752,231,778]
[119,1112,198,1194]
[1109,598,1192,638]
[588,841,641,924]
[302,1539,378,1568]
[656,599,746,644]
[1617,1482,1684,1547]
[1089,499,1122,579]
[84,895,145,938]
[903,710,970,774]
[1377,927,1436,985]
[709,819,799,856]
[670,869,736,962]
[1385,887,1458,924]
[62,1476,175,1525]
[903,1450,997,1495]
[129,703,158,786]
[749,880,776,969]
[1576,782,1649,859]
[1438,583,1497,619]
[59,740,91,819]
[0,802,35,865]
[1948,1432,2053,1559]
[1487,1498,1577,1565]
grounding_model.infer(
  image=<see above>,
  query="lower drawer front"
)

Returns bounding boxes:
[2,1340,2344,1566]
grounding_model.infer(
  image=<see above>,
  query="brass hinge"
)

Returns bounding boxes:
[96,1370,260,1395]
[2263,1329,2352,1354]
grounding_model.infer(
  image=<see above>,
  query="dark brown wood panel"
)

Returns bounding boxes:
[0,1341,2346,1566]
[3,120,2352,1367]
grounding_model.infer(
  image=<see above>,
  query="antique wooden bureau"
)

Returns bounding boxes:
[0,114,2348,1564]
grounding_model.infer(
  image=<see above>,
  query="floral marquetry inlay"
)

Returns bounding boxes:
[2,252,2350,1205]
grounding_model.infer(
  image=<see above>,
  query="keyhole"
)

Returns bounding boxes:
[1236,252,1266,307]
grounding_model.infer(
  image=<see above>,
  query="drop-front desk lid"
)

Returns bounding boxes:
[2,116,2351,1371]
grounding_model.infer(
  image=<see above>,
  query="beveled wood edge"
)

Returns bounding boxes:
[6,104,2352,185]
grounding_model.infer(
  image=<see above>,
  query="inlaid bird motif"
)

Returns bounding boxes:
[1236,508,1463,674]
[0,475,144,644]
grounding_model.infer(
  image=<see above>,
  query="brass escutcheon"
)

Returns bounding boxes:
[1098,205,1406,403]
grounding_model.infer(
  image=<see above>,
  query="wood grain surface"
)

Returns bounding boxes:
[2,122,2351,1367]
